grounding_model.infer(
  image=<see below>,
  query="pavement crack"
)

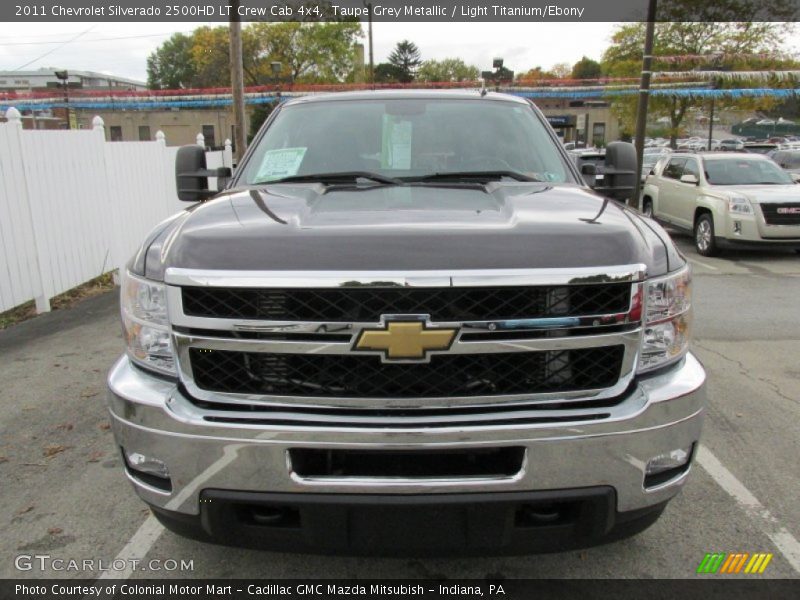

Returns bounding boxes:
[695,341,796,404]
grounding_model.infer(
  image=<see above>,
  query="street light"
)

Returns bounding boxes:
[696,64,727,151]
[483,59,512,92]
[270,61,283,100]
[54,70,70,130]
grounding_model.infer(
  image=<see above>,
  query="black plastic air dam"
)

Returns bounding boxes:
[148,488,669,556]
[288,447,526,479]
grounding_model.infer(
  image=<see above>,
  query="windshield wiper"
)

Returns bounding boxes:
[405,170,542,183]
[257,171,406,186]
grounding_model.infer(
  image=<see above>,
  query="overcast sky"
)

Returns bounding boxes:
[0,22,620,82]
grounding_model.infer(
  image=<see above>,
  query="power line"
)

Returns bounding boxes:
[12,26,96,71]
[1,31,195,47]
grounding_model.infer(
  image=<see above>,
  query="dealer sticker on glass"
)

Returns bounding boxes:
[255,147,307,181]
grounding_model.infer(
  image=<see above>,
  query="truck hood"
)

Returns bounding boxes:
[137,183,681,280]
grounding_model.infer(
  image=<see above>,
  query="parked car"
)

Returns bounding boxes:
[719,138,745,151]
[642,152,800,256]
[744,142,779,155]
[108,90,704,554]
[771,149,800,181]
[641,148,672,182]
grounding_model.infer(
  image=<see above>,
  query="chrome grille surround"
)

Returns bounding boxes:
[165,266,646,420]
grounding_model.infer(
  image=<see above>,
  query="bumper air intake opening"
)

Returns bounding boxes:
[289,447,526,479]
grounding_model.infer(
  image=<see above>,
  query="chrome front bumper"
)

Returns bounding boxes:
[107,353,705,517]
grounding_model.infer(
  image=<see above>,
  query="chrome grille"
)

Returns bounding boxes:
[166,266,646,424]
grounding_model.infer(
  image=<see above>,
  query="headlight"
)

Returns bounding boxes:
[638,265,692,373]
[727,194,753,214]
[121,271,175,376]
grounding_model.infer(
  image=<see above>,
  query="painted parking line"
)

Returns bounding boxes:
[696,445,800,574]
[95,439,247,580]
[97,515,164,580]
[687,256,719,272]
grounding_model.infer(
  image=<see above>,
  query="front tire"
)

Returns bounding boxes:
[642,198,654,219]
[694,213,719,257]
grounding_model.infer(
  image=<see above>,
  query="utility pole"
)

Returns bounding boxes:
[229,0,247,162]
[364,2,374,86]
[632,0,657,210]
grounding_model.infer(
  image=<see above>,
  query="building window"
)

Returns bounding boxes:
[202,125,215,148]
[592,122,606,147]
[109,126,123,142]
[138,125,151,141]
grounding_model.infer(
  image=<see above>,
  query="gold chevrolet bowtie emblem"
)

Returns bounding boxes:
[354,320,457,361]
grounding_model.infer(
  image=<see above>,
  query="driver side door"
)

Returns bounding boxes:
[672,157,702,229]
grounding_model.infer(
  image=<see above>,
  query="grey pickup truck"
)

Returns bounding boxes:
[108,90,705,555]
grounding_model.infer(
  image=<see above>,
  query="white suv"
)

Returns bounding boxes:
[642,152,800,256]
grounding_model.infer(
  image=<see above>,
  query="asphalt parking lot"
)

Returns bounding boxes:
[1,234,798,580]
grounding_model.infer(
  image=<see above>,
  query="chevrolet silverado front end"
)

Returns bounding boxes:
[108,91,705,555]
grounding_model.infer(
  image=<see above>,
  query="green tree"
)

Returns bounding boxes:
[373,62,405,83]
[516,66,556,82]
[601,1,795,146]
[146,21,362,89]
[571,56,602,80]
[189,26,235,88]
[250,21,362,83]
[146,33,196,89]
[416,58,479,82]
[388,40,422,82]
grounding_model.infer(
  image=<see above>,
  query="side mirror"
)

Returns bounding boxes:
[680,173,699,185]
[590,141,636,202]
[175,145,232,202]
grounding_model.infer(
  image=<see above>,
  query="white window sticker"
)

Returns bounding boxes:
[255,147,307,181]
[381,116,412,170]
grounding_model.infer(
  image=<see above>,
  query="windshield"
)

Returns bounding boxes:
[703,157,794,185]
[643,152,666,166]
[239,98,571,185]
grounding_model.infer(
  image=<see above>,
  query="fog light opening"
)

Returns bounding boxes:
[644,444,695,489]
[123,448,172,492]
[235,504,301,528]
[515,501,580,528]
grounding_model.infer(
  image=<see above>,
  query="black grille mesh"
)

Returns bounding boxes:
[181,284,632,322]
[189,346,625,399]
[761,203,800,226]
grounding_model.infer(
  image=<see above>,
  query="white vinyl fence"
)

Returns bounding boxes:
[0,108,232,313]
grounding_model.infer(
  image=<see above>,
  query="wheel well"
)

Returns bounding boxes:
[694,207,712,226]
